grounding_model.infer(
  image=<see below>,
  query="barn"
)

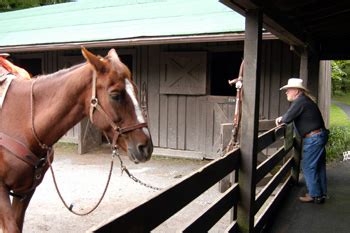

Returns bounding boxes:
[0,0,330,159]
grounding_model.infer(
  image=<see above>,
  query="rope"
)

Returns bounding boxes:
[47,150,115,216]
[30,80,51,150]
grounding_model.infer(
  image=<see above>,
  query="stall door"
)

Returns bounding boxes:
[199,96,235,159]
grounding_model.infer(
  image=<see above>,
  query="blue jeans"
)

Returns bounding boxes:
[302,129,328,197]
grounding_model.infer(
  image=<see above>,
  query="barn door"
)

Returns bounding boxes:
[200,96,235,159]
[58,55,102,154]
[160,52,207,95]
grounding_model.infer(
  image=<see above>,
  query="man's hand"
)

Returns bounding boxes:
[275,116,283,126]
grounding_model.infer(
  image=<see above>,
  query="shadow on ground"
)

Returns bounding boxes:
[267,161,350,233]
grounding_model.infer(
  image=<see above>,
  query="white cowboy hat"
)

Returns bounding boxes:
[0,53,10,57]
[280,78,308,91]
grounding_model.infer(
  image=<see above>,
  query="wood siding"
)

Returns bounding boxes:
[137,41,300,158]
[12,40,302,158]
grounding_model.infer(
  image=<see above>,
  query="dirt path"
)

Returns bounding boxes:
[18,144,229,233]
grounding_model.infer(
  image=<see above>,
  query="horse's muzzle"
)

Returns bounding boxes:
[128,134,153,163]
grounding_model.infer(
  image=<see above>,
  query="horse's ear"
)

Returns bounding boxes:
[108,48,117,56]
[81,47,105,73]
[107,48,120,62]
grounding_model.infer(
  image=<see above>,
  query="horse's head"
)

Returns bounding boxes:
[81,47,153,163]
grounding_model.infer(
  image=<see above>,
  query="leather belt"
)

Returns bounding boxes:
[304,128,322,138]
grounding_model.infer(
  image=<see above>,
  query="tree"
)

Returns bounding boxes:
[331,60,350,96]
[0,0,71,12]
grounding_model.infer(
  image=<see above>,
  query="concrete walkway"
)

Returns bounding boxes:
[267,161,350,233]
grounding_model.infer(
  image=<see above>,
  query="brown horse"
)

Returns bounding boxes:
[0,48,153,233]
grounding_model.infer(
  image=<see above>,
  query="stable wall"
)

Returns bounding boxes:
[12,39,324,158]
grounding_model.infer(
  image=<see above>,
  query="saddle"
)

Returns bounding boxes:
[0,57,31,108]
[0,72,15,108]
[0,60,44,198]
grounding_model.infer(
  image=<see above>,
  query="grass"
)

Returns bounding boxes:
[328,95,350,161]
[329,104,350,127]
[332,94,350,105]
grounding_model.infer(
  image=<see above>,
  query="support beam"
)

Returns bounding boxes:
[318,61,331,127]
[308,54,320,100]
[299,49,320,99]
[299,49,309,86]
[220,0,306,47]
[237,8,262,233]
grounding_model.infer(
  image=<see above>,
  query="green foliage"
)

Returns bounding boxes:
[326,126,350,162]
[329,104,350,127]
[331,60,347,81]
[332,60,350,96]
[0,0,70,11]
[327,103,349,162]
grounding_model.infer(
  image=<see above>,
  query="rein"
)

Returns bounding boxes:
[29,70,154,216]
[89,71,161,191]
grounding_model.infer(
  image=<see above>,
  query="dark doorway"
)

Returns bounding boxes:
[16,58,42,77]
[210,51,243,96]
[119,54,133,71]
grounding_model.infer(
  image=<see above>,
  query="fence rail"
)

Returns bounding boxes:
[91,123,301,233]
[92,149,240,233]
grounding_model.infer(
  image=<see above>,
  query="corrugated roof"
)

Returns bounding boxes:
[0,0,245,51]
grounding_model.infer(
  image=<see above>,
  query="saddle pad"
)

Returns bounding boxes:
[0,74,14,108]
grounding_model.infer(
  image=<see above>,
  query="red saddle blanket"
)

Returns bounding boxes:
[0,57,31,108]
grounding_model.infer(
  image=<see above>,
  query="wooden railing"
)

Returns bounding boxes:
[90,123,301,233]
[91,148,241,232]
[253,123,301,232]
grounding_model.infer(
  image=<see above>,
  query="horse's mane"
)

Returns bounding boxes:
[36,63,86,80]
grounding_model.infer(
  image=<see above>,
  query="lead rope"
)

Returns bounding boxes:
[31,79,51,151]
[47,149,115,216]
[115,147,162,191]
[117,82,161,190]
[31,78,115,216]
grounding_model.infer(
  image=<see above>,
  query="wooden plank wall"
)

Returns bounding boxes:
[13,40,300,157]
[139,40,300,158]
[260,40,300,120]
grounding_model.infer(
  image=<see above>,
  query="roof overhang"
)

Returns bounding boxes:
[0,32,276,53]
[221,0,350,59]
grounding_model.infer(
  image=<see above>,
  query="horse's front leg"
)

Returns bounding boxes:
[0,183,20,233]
[11,190,35,233]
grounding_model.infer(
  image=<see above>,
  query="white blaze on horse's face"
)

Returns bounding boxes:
[125,78,144,123]
[124,78,150,135]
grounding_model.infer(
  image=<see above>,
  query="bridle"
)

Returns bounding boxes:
[89,70,148,150]
[29,70,150,215]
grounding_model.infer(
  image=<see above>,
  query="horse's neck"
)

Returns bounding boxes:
[32,65,92,147]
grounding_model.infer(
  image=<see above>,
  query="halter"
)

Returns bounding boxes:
[88,70,148,150]
[28,70,150,215]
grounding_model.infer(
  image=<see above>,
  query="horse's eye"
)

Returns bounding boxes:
[110,93,122,102]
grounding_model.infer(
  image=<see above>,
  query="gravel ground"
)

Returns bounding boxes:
[17,143,231,233]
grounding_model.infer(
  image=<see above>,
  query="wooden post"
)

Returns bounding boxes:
[299,49,320,99]
[299,49,308,86]
[318,61,331,127]
[237,8,262,233]
[308,53,320,99]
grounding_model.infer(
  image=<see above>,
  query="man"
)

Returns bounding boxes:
[275,78,328,204]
